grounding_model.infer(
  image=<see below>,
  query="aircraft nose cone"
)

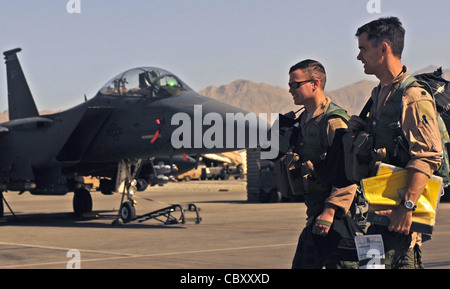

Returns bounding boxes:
[200,98,250,116]
[202,98,263,148]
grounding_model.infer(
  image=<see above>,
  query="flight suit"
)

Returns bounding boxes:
[291,96,359,269]
[364,66,442,269]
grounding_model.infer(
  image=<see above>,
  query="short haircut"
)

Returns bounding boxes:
[289,59,327,90]
[355,16,405,59]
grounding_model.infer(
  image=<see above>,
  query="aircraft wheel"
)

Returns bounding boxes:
[120,201,136,222]
[73,188,93,214]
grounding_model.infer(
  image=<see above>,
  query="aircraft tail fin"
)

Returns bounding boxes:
[3,48,39,120]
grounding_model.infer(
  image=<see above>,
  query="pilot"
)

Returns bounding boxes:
[285,59,360,269]
[348,17,442,269]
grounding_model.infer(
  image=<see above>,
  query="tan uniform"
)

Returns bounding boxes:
[292,96,359,269]
[367,66,441,268]
[369,66,442,177]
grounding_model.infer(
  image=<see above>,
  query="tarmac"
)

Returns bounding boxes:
[0,179,449,269]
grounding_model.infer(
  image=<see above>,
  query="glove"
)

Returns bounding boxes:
[347,115,366,131]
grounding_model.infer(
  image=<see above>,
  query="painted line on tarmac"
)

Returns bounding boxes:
[0,241,296,268]
[192,224,300,231]
[0,241,137,256]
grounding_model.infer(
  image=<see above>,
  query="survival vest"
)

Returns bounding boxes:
[295,102,350,167]
[359,72,450,187]
[295,103,350,217]
[273,102,349,216]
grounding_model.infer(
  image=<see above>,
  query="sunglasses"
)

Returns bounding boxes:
[288,79,314,89]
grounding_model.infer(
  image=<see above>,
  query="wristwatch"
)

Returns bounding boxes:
[401,199,417,211]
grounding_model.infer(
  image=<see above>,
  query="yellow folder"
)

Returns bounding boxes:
[360,163,443,234]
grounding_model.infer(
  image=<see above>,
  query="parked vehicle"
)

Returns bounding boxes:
[201,163,245,180]
[176,163,206,181]
[221,163,245,180]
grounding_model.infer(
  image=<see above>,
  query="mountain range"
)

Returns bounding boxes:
[200,78,379,117]
[0,67,448,122]
[199,66,450,117]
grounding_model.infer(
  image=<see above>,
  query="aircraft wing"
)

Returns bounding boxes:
[56,106,113,163]
[0,104,90,174]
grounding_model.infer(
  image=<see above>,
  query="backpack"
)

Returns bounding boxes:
[414,68,450,187]
[391,70,450,187]
[415,68,450,122]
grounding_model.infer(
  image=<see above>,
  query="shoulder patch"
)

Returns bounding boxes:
[417,100,436,121]
[405,86,432,103]
[328,117,347,131]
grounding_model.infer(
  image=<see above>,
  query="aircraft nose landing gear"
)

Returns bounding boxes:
[114,203,202,226]
[111,159,202,226]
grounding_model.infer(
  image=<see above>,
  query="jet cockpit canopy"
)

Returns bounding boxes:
[99,67,192,98]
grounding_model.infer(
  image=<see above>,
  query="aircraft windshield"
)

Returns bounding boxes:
[99,67,191,97]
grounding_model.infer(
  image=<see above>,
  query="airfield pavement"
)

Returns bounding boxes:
[0,179,450,271]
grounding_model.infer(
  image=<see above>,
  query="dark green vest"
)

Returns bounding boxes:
[365,76,450,185]
[295,102,349,217]
[365,84,411,168]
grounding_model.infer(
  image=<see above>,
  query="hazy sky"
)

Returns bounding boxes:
[0,0,449,111]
